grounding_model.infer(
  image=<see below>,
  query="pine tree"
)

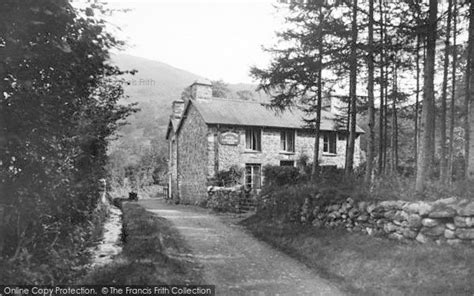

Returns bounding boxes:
[365,0,376,183]
[416,0,438,192]
[440,0,453,184]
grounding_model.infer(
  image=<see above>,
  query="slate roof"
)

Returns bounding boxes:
[183,98,364,133]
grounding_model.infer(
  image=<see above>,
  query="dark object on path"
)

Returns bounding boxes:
[129,192,138,201]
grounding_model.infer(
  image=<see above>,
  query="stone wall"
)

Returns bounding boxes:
[203,186,243,213]
[296,130,361,168]
[203,186,256,213]
[168,133,178,200]
[177,104,209,204]
[298,196,474,245]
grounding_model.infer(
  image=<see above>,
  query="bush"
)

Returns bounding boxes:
[208,166,243,187]
[263,165,300,187]
[257,177,365,223]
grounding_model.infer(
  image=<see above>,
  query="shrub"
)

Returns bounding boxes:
[263,165,300,187]
[208,165,243,187]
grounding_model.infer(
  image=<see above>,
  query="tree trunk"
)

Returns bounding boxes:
[346,0,358,174]
[416,0,438,192]
[345,97,351,169]
[365,0,375,183]
[466,0,474,178]
[392,65,398,173]
[415,34,420,173]
[312,6,324,179]
[383,59,389,172]
[440,0,452,184]
[378,0,385,174]
[448,0,457,184]
[394,66,399,170]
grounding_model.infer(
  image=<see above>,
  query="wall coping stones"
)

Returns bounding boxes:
[428,204,457,218]
[458,201,474,216]
[402,201,433,216]
[379,200,406,209]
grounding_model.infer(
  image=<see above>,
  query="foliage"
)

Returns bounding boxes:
[208,165,243,187]
[0,0,135,283]
[262,165,300,187]
[180,79,231,100]
[84,203,204,284]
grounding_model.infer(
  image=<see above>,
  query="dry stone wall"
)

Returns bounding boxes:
[203,186,256,213]
[299,196,474,245]
[203,186,242,213]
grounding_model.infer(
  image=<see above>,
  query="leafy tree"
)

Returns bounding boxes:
[0,0,135,281]
[211,79,231,98]
[180,79,231,100]
[236,90,255,101]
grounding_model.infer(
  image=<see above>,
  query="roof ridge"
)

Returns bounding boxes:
[202,97,267,104]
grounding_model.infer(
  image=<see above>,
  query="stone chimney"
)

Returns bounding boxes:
[171,98,185,119]
[191,78,212,100]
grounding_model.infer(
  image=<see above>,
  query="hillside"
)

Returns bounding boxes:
[107,54,268,184]
[111,53,268,126]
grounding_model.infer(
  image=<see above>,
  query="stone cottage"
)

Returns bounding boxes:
[166,79,364,204]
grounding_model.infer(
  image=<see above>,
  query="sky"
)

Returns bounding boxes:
[105,0,285,84]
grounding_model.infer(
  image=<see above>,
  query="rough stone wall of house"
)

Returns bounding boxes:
[209,126,361,174]
[207,133,217,179]
[295,130,361,168]
[168,133,178,199]
[177,104,209,204]
[213,127,294,173]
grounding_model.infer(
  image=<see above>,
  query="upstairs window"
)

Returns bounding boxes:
[245,128,261,151]
[280,130,295,152]
[323,133,337,154]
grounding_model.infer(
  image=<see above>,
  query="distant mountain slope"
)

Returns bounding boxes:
[112,54,203,103]
[111,54,269,126]
[108,54,269,167]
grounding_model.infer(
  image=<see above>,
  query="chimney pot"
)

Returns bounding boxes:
[172,99,185,119]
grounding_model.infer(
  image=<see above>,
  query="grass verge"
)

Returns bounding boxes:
[82,202,204,284]
[242,215,474,296]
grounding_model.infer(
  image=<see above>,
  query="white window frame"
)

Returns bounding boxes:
[280,130,295,152]
[245,128,262,151]
[323,133,337,154]
[245,164,262,190]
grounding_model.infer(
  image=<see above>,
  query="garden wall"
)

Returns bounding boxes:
[298,196,474,245]
[203,186,256,213]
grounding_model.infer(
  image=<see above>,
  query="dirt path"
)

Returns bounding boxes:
[138,199,344,296]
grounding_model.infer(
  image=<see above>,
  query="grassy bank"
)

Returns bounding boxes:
[83,202,204,284]
[242,215,474,296]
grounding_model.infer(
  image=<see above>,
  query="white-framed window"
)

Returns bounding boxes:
[245,128,261,151]
[323,133,337,154]
[280,130,295,152]
[245,164,262,189]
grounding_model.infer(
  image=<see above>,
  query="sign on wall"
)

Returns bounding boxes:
[219,131,240,146]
